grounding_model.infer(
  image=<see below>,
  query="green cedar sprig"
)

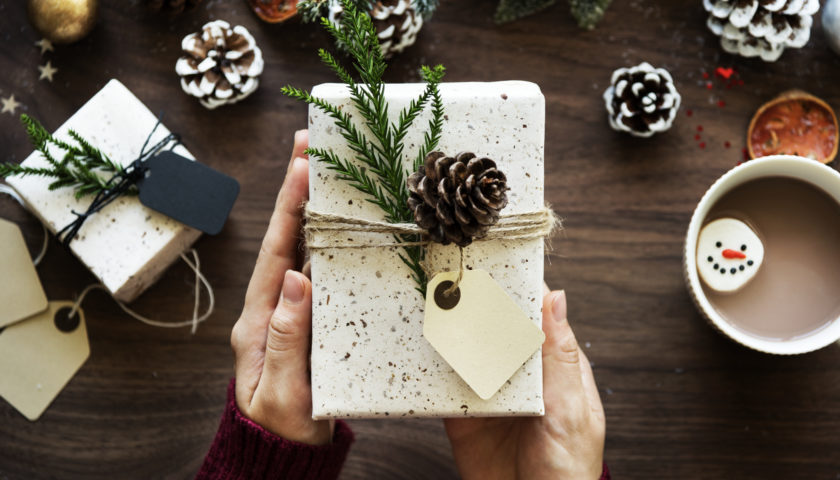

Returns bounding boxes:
[0,114,127,199]
[282,0,445,296]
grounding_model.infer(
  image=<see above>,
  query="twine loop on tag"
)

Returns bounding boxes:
[1,185,214,333]
[67,249,214,334]
[0,184,48,266]
[56,118,181,247]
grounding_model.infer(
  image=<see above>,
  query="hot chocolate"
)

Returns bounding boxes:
[701,176,840,340]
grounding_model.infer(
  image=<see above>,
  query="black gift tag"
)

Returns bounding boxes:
[137,151,239,235]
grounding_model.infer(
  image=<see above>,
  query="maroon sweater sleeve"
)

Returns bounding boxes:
[601,462,611,479]
[196,380,354,480]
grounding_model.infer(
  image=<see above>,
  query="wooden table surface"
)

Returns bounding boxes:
[2,0,840,478]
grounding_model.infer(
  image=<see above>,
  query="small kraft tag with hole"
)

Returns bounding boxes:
[423,270,545,400]
[0,302,89,421]
[0,218,48,329]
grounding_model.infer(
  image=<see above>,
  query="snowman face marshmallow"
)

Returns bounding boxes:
[696,218,764,293]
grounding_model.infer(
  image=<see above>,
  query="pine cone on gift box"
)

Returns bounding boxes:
[146,0,203,15]
[176,20,264,110]
[407,152,509,248]
[328,0,424,58]
[603,62,681,138]
[704,0,820,62]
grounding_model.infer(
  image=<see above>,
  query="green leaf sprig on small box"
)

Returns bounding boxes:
[0,114,126,199]
[282,0,445,296]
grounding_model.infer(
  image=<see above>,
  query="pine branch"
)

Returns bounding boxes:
[282,0,446,296]
[569,0,613,29]
[1,114,127,199]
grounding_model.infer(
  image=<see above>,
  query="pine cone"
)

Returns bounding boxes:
[328,0,424,58]
[602,62,681,138]
[176,20,264,110]
[407,152,509,248]
[704,0,819,62]
[146,0,203,15]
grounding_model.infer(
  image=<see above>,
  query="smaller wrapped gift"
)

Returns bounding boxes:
[308,81,547,418]
[6,80,201,303]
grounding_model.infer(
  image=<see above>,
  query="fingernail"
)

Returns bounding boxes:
[294,129,305,144]
[281,270,305,305]
[552,290,566,322]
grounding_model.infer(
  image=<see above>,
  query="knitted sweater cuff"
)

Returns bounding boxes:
[196,379,354,480]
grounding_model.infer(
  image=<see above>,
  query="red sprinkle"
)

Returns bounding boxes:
[699,142,706,149]
[702,72,710,79]
[717,100,726,108]
[706,82,713,89]
[742,148,750,161]
[737,79,745,86]
[686,109,693,117]
[722,249,746,259]
[724,141,731,148]
[695,134,701,141]
[715,67,735,79]
[697,125,704,132]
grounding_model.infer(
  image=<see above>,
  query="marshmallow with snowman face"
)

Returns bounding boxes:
[696,218,764,293]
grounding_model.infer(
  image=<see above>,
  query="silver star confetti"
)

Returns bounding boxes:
[35,38,54,55]
[1,95,21,115]
[38,61,58,82]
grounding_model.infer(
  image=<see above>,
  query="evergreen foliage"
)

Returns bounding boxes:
[282,0,446,296]
[0,114,126,199]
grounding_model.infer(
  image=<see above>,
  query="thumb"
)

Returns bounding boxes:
[542,290,587,414]
[263,270,313,384]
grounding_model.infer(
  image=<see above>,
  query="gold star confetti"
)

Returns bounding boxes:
[34,38,54,55]
[38,61,58,82]
[1,95,21,115]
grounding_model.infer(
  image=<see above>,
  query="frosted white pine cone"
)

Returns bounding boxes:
[703,0,819,62]
[603,62,681,138]
[176,20,265,109]
[328,0,423,58]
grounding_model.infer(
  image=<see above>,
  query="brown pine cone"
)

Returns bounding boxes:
[176,20,264,109]
[328,0,424,58]
[146,0,203,15]
[407,151,509,248]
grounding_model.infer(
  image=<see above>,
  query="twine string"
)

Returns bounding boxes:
[56,119,181,247]
[66,249,214,334]
[1,183,214,333]
[304,205,559,250]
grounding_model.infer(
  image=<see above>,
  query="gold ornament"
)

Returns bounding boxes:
[27,0,98,44]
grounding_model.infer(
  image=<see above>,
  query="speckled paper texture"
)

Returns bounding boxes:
[7,79,201,303]
[308,81,546,418]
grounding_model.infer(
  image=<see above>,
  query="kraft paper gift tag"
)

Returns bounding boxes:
[0,302,90,421]
[423,270,546,400]
[0,218,48,328]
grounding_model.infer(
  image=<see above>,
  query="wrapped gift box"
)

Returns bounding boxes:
[308,81,546,418]
[7,79,201,303]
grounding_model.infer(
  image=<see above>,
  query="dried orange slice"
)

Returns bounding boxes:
[247,0,299,23]
[747,90,838,164]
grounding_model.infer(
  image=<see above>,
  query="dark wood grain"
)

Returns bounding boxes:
[1,0,840,478]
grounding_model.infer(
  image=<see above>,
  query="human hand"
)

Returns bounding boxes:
[444,288,605,480]
[229,130,333,445]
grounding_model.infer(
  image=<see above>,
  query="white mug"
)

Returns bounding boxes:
[684,155,840,354]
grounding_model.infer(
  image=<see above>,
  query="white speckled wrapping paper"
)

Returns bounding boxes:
[6,79,201,303]
[308,81,546,418]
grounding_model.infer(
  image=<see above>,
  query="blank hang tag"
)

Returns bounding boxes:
[0,301,89,421]
[137,151,240,235]
[423,270,545,400]
[0,218,48,328]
